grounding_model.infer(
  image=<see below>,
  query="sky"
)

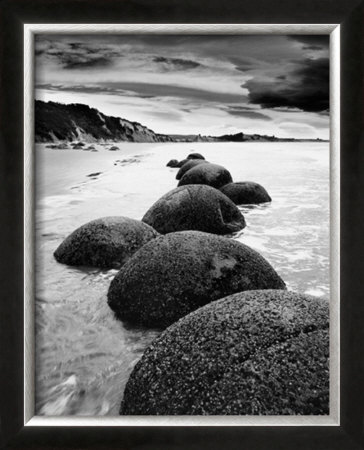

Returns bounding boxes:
[35,34,330,139]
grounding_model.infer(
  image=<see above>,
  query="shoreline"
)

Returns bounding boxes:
[34,141,330,415]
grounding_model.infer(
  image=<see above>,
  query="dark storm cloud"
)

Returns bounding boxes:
[288,35,329,48]
[35,34,330,137]
[61,54,113,69]
[37,81,247,104]
[303,45,324,51]
[36,40,121,69]
[36,83,125,95]
[245,58,329,113]
[103,82,247,103]
[228,57,258,73]
[226,106,272,121]
[153,56,201,70]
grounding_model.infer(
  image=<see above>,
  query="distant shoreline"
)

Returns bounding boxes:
[35,100,329,144]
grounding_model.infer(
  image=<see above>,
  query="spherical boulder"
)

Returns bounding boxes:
[178,163,233,189]
[187,152,205,160]
[120,290,329,415]
[107,231,286,328]
[220,181,272,205]
[142,185,245,235]
[176,159,208,180]
[176,158,189,168]
[54,216,159,269]
[166,159,179,168]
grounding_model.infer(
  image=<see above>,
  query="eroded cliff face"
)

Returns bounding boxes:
[35,100,323,144]
[35,100,173,143]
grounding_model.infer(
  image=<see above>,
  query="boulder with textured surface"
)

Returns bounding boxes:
[176,158,189,168]
[178,163,233,189]
[166,159,179,168]
[142,185,245,235]
[107,231,286,328]
[220,181,271,205]
[176,159,208,180]
[187,152,205,160]
[54,216,159,269]
[120,290,329,415]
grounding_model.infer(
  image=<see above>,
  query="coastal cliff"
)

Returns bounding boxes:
[35,100,327,144]
[35,100,173,143]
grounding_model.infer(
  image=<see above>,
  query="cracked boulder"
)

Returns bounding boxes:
[120,290,329,415]
[54,216,159,269]
[220,181,272,205]
[142,185,246,235]
[178,163,233,189]
[107,231,286,328]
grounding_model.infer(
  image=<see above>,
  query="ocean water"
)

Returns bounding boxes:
[35,141,330,415]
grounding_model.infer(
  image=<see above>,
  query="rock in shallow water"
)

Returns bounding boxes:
[107,231,286,328]
[142,185,246,235]
[176,158,189,168]
[187,152,205,160]
[176,159,208,180]
[178,163,233,189]
[54,216,159,269]
[166,159,179,168]
[120,290,329,415]
[220,181,272,205]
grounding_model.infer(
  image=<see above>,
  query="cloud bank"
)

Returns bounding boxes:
[35,34,330,138]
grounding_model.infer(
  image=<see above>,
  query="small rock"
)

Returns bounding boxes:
[178,163,233,189]
[142,185,245,235]
[166,159,179,168]
[187,152,205,160]
[86,172,102,178]
[71,143,84,149]
[176,159,208,180]
[176,159,189,168]
[220,182,272,205]
[54,216,159,269]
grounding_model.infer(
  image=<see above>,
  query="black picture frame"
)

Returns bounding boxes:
[1,0,363,449]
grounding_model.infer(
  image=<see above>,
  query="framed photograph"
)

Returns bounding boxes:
[1,0,363,449]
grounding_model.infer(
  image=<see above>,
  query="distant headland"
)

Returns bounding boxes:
[35,100,328,144]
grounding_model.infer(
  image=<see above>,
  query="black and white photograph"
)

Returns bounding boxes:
[34,32,331,417]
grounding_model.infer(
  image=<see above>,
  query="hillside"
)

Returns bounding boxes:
[35,100,327,144]
[35,101,173,143]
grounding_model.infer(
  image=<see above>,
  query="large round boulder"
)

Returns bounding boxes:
[176,159,208,180]
[107,231,286,328]
[220,181,271,205]
[166,159,179,168]
[187,152,205,160]
[54,216,159,269]
[178,163,233,189]
[120,290,329,415]
[142,185,245,235]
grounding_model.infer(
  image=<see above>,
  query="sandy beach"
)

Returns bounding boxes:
[34,141,329,415]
